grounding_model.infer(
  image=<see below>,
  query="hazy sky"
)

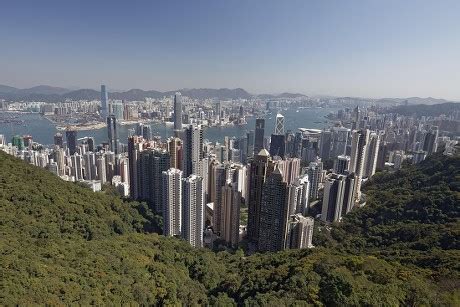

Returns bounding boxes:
[1,0,459,99]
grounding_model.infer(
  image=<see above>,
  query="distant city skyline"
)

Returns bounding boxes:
[1,0,459,100]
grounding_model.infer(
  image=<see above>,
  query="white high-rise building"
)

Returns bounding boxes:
[307,160,323,200]
[349,129,370,177]
[349,129,370,204]
[182,174,205,248]
[287,174,310,216]
[363,132,380,178]
[276,157,301,185]
[162,168,183,237]
[321,174,346,223]
[285,214,314,249]
[274,113,285,135]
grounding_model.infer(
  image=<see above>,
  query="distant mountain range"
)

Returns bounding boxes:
[0,84,310,102]
[375,97,456,105]
[0,84,457,104]
[0,85,258,101]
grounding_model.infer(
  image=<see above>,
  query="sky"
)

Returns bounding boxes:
[0,0,459,99]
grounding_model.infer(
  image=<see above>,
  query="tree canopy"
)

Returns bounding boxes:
[0,151,458,305]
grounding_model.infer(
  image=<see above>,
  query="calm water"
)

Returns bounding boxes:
[0,107,337,146]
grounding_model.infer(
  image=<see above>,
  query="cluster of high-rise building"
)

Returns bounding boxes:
[1,91,458,252]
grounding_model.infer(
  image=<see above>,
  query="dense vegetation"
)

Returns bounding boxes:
[315,153,460,296]
[1,151,458,305]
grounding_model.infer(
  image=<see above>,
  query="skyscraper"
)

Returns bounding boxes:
[331,127,350,158]
[174,92,183,131]
[257,167,289,252]
[54,133,63,148]
[71,153,83,181]
[287,174,310,216]
[307,160,323,200]
[54,148,66,176]
[246,130,255,159]
[138,150,161,206]
[162,168,183,237]
[334,155,350,175]
[341,172,357,215]
[151,150,171,213]
[107,115,119,154]
[83,152,97,180]
[349,129,369,177]
[285,214,314,249]
[66,129,77,155]
[100,85,108,119]
[321,174,346,223]
[276,157,300,185]
[423,126,438,155]
[215,101,222,122]
[212,163,231,234]
[142,125,152,140]
[168,137,182,170]
[86,137,95,152]
[247,149,275,241]
[96,155,107,184]
[270,113,286,158]
[349,129,370,204]
[182,174,204,247]
[128,136,143,199]
[319,130,332,160]
[139,149,170,213]
[254,118,265,155]
[363,132,380,178]
[111,100,124,120]
[274,113,285,135]
[221,183,241,247]
[182,125,203,177]
[269,134,286,158]
[285,131,296,157]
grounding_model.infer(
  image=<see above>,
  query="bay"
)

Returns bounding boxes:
[0,107,337,146]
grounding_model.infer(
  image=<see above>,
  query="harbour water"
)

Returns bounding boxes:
[0,107,337,146]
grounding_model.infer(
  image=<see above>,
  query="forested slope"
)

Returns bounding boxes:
[0,151,458,305]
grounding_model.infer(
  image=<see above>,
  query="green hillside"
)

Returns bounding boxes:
[0,151,458,305]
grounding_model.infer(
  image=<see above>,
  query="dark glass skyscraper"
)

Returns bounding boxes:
[269,134,286,158]
[258,167,289,252]
[65,129,77,155]
[107,115,118,154]
[182,125,203,177]
[247,148,275,242]
[254,118,265,155]
[139,149,171,213]
[54,133,63,148]
[86,137,95,152]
